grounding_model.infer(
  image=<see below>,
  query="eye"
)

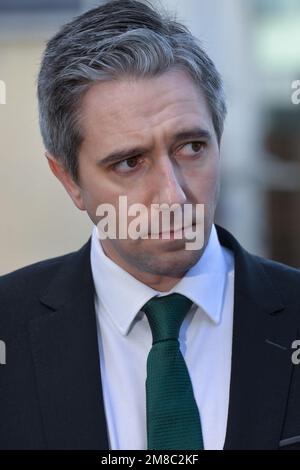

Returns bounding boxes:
[112,155,142,174]
[179,141,206,157]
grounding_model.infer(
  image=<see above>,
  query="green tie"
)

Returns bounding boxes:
[142,292,204,450]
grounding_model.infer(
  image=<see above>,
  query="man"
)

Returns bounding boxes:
[1,0,300,451]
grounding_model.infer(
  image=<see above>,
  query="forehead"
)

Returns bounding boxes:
[80,69,214,143]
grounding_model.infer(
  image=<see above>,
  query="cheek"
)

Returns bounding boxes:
[207,169,220,197]
[190,165,219,201]
[80,183,114,223]
[80,167,115,207]
[204,157,220,193]
[82,185,102,210]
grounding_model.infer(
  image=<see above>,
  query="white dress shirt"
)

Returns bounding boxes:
[90,224,235,450]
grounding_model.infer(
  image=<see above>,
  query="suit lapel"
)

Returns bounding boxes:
[29,238,109,450]
[217,226,295,449]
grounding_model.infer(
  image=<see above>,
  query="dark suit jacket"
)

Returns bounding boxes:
[1,225,300,450]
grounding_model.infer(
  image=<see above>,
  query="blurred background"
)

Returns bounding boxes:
[0,0,300,275]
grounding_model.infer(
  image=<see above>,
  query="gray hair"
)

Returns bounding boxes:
[37,0,227,183]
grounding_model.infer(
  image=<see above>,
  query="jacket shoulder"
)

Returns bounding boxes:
[0,251,75,294]
[253,253,300,303]
[216,224,300,306]
[255,253,300,280]
[0,251,79,330]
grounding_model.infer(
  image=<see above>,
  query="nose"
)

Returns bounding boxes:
[152,156,187,207]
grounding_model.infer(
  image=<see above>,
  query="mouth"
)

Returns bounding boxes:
[150,223,197,239]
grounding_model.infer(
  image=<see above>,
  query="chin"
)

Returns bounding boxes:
[137,247,203,277]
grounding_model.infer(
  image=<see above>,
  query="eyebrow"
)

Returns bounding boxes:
[96,127,212,167]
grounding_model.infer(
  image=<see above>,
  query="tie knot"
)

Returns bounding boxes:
[142,293,193,344]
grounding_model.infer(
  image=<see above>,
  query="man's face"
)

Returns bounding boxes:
[57,69,221,290]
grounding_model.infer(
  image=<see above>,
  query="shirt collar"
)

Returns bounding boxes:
[90,224,229,336]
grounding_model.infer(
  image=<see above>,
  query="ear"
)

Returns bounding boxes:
[46,152,86,211]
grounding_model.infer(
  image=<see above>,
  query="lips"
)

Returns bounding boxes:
[159,227,185,235]
[148,223,197,237]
